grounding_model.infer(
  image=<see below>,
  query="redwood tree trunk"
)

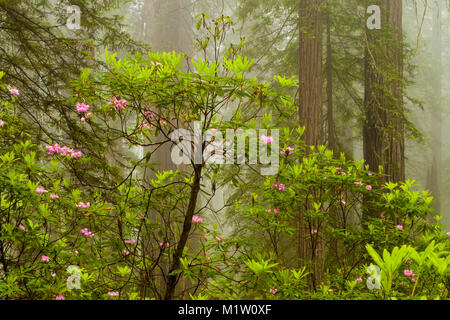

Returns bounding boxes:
[326,11,335,153]
[363,0,404,189]
[426,3,442,213]
[298,0,324,289]
[299,0,323,148]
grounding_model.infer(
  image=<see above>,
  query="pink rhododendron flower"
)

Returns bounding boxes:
[404,270,413,277]
[46,143,82,159]
[280,147,294,156]
[260,135,273,144]
[125,239,136,245]
[74,250,79,256]
[365,185,373,190]
[111,97,127,111]
[36,187,48,195]
[269,288,277,294]
[337,200,346,205]
[411,278,416,283]
[41,255,50,262]
[0,120,4,127]
[139,122,153,130]
[381,215,386,220]
[55,295,65,300]
[215,236,222,242]
[397,225,404,230]
[144,111,154,119]
[19,224,27,232]
[76,102,90,113]
[123,250,130,256]
[192,216,203,223]
[50,194,59,199]
[8,86,19,96]
[108,291,119,297]
[311,229,318,235]
[272,183,286,191]
[51,272,56,277]
[446,232,450,236]
[81,228,95,238]
[265,209,272,213]
[76,202,90,209]
[354,181,363,187]
[159,242,170,248]
[356,278,363,283]
[273,209,280,213]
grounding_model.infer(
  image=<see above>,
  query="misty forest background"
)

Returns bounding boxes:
[0,0,449,300]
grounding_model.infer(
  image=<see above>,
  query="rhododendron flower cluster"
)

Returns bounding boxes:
[41,255,50,262]
[125,239,136,245]
[260,135,273,144]
[403,270,414,277]
[36,187,48,195]
[7,86,19,96]
[159,242,170,248]
[269,288,277,294]
[76,202,90,209]
[272,183,285,191]
[76,102,90,113]
[111,97,127,112]
[139,122,153,130]
[144,110,154,119]
[108,291,119,297]
[280,147,294,156]
[55,295,65,300]
[50,193,59,199]
[81,228,95,238]
[46,144,82,159]
[76,102,92,122]
[192,216,203,223]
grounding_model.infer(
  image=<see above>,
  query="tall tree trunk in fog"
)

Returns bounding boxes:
[141,0,192,177]
[363,0,405,192]
[298,0,324,290]
[139,0,193,299]
[299,0,323,148]
[326,11,335,153]
[426,3,442,213]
